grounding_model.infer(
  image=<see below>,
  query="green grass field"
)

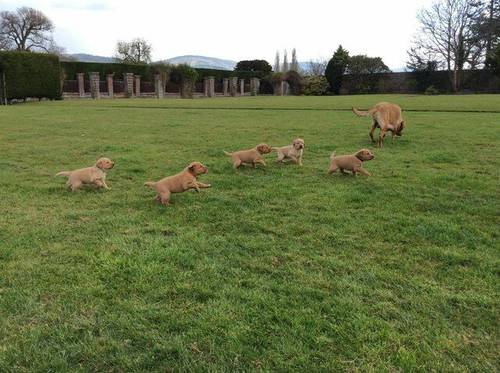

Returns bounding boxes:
[0,94,499,371]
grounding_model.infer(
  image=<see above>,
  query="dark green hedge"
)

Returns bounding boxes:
[61,61,154,81]
[62,61,260,82]
[0,51,61,100]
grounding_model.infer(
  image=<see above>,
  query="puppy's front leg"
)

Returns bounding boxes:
[356,167,371,176]
[196,182,211,189]
[186,180,200,192]
[255,158,266,167]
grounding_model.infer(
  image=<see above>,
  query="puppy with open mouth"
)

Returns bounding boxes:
[56,157,115,192]
[328,149,374,176]
[272,138,305,165]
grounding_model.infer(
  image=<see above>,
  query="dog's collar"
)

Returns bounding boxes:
[355,153,364,161]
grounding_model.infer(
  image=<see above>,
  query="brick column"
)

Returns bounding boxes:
[223,78,229,96]
[77,73,85,97]
[135,75,141,97]
[229,77,238,97]
[250,78,260,96]
[89,72,100,99]
[154,74,164,98]
[239,79,245,95]
[124,73,134,97]
[208,77,215,97]
[107,74,114,98]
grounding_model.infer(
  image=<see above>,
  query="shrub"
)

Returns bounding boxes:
[325,45,349,94]
[234,60,272,74]
[170,64,198,98]
[425,85,440,95]
[284,70,303,95]
[302,76,329,95]
[0,51,61,101]
[61,61,153,81]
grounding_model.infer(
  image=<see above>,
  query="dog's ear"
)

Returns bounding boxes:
[188,163,195,171]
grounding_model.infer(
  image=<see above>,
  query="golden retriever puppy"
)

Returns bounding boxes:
[144,162,210,206]
[328,149,374,176]
[352,102,405,147]
[223,143,273,169]
[56,157,115,192]
[272,138,305,165]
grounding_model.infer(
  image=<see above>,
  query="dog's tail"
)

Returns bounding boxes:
[271,147,279,152]
[223,151,233,156]
[352,106,376,117]
[56,171,71,177]
[330,151,336,161]
[144,181,156,188]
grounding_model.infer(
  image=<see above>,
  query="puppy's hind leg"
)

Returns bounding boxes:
[70,181,82,192]
[327,164,339,175]
[159,190,171,206]
[232,158,242,169]
[276,151,285,163]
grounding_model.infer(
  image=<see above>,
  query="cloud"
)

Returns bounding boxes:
[49,1,111,11]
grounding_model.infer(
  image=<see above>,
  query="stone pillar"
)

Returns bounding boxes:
[135,75,141,97]
[223,78,229,96]
[77,73,85,97]
[203,77,210,97]
[208,77,215,98]
[154,74,164,99]
[107,74,114,98]
[89,72,100,99]
[250,78,260,96]
[239,79,245,95]
[273,80,284,96]
[229,77,238,97]
[124,73,134,97]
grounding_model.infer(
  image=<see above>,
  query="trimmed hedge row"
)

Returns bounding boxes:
[0,51,62,100]
[61,61,154,81]
[61,61,261,82]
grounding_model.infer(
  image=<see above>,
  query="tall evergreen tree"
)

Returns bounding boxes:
[324,45,349,94]
[274,50,280,72]
[283,49,289,72]
[291,48,298,71]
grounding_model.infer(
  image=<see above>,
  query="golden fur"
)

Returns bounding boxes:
[56,157,115,192]
[352,102,405,147]
[272,138,305,165]
[224,143,273,169]
[144,162,210,206]
[328,149,374,176]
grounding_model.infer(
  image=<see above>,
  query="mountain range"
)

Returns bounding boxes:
[64,53,237,70]
[64,53,405,72]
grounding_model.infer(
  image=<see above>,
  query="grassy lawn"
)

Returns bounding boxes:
[0,94,498,371]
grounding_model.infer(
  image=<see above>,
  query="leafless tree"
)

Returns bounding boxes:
[408,0,487,91]
[0,7,57,52]
[115,38,152,64]
[306,59,328,76]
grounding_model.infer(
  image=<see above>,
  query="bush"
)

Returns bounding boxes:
[170,64,198,98]
[284,70,303,95]
[424,85,440,95]
[0,51,61,101]
[61,61,153,81]
[302,76,329,95]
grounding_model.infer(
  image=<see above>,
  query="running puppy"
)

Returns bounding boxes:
[273,138,305,165]
[223,143,272,169]
[328,149,374,176]
[56,157,115,192]
[352,102,405,147]
[144,162,210,206]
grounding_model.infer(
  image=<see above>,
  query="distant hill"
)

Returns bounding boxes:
[64,53,116,63]
[65,53,236,70]
[162,55,236,70]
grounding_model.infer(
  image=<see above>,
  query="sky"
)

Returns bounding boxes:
[0,0,436,69]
